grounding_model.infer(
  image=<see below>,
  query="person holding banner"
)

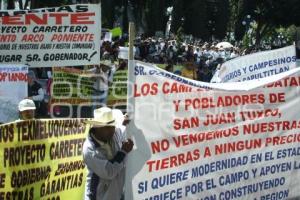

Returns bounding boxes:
[18,99,36,120]
[89,61,116,108]
[83,107,134,200]
[27,70,45,117]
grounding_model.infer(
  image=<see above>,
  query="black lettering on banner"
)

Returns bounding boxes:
[32,25,88,33]
[55,160,85,176]
[0,5,89,17]
[43,53,89,61]
[40,172,83,197]
[0,187,34,200]
[0,26,27,33]
[11,166,51,188]
[49,138,85,160]
[46,196,60,200]
[0,124,14,143]
[0,55,22,63]
[0,173,5,188]
[16,119,86,142]
[3,144,46,167]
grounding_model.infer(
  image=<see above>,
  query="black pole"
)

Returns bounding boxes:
[296,27,300,61]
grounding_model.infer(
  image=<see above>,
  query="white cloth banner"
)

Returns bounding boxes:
[126,61,300,200]
[0,4,101,67]
[0,65,28,123]
[118,46,136,60]
[211,46,297,83]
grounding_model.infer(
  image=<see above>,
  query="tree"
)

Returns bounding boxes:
[144,0,169,36]
[214,0,229,39]
[171,0,185,34]
[30,0,68,8]
[234,0,300,47]
[184,0,209,39]
[101,0,115,28]
[7,0,15,9]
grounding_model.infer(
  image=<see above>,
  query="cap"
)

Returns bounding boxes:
[18,99,36,112]
[28,71,36,80]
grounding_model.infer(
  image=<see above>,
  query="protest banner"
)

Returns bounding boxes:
[110,27,122,38]
[107,70,128,107]
[125,61,300,200]
[0,118,89,200]
[211,45,297,82]
[51,67,94,106]
[0,64,27,123]
[0,4,101,67]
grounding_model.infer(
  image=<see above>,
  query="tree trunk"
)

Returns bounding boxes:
[255,22,262,47]
[7,0,15,9]
[18,0,23,9]
[24,0,30,9]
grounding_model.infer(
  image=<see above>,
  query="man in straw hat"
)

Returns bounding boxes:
[83,107,134,200]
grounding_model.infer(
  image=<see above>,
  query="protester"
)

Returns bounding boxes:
[89,61,116,108]
[18,99,36,120]
[165,60,174,73]
[83,107,134,200]
[27,70,45,117]
[181,59,198,80]
[198,65,213,83]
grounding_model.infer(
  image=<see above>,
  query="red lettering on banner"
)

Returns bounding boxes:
[146,149,201,172]
[204,147,211,157]
[173,117,200,130]
[267,76,300,88]
[269,93,285,103]
[49,13,69,24]
[134,83,158,97]
[243,120,300,134]
[0,34,16,42]
[203,113,236,126]
[0,72,8,81]
[215,139,262,155]
[265,133,300,147]
[1,13,95,25]
[240,109,280,121]
[173,100,181,112]
[8,72,27,82]
[172,127,240,147]
[70,13,95,24]
[2,15,23,25]
[51,33,94,42]
[151,139,170,154]
[184,94,265,111]
[21,34,44,42]
[25,13,47,24]
[162,82,192,94]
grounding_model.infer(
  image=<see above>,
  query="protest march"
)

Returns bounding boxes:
[1,1,300,200]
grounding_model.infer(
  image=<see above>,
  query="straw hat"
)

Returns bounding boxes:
[85,107,117,127]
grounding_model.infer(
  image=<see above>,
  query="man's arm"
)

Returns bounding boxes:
[31,88,44,101]
[83,140,133,180]
[83,150,126,180]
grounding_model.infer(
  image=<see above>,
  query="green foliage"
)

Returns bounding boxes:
[234,0,300,45]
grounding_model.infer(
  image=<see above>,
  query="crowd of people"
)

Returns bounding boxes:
[18,35,270,120]
[100,35,269,82]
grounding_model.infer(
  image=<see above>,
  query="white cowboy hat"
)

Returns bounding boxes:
[85,107,117,127]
